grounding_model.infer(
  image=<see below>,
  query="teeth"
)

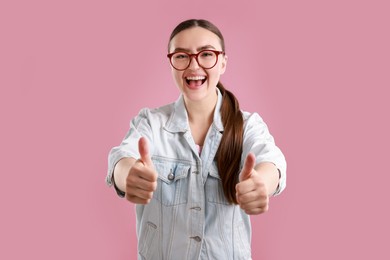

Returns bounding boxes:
[186,76,206,81]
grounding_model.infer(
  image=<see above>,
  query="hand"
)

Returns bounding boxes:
[236,153,269,215]
[125,137,158,204]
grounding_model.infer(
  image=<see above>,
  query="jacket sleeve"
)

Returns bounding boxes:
[106,108,154,189]
[242,112,287,196]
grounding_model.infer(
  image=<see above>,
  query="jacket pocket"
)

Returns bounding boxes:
[139,221,158,259]
[153,160,191,207]
[234,220,251,260]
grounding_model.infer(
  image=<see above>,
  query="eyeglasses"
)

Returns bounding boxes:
[167,50,225,71]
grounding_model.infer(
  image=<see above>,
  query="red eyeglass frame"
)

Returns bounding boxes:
[167,50,225,71]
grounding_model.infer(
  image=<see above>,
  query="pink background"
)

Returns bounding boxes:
[1,0,389,259]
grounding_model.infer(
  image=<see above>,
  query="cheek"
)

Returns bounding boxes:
[172,71,183,85]
[207,68,222,82]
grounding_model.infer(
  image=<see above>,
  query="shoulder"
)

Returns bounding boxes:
[137,102,175,119]
[132,102,175,127]
[241,110,275,144]
[241,110,266,127]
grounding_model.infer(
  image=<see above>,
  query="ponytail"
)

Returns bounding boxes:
[216,82,244,204]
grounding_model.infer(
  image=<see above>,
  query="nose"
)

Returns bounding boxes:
[187,55,200,70]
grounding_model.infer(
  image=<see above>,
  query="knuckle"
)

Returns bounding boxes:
[126,173,137,184]
[253,178,263,188]
[147,191,154,199]
[125,194,131,201]
[240,202,249,210]
[126,194,136,203]
[144,180,157,191]
[131,163,142,173]
[151,171,158,182]
[151,181,157,191]
[245,209,253,215]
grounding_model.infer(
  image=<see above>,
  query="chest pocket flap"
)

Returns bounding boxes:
[152,160,191,206]
[155,162,190,184]
[206,163,230,205]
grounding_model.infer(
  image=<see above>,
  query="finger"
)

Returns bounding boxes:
[125,181,155,200]
[126,194,153,205]
[237,190,262,205]
[138,137,153,167]
[236,178,267,199]
[239,153,256,182]
[238,194,268,209]
[244,206,268,215]
[131,175,157,192]
[235,180,256,196]
[132,189,154,201]
[128,165,158,185]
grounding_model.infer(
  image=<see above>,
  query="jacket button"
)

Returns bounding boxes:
[168,172,175,180]
[191,236,202,242]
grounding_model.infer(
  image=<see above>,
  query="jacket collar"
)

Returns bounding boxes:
[164,88,224,133]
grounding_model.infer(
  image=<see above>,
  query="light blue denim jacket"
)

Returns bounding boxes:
[106,89,287,260]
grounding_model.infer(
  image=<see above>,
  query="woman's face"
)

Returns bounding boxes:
[168,27,227,104]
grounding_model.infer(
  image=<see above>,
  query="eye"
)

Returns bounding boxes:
[173,53,189,60]
[200,51,215,58]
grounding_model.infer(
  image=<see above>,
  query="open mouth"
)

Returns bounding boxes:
[185,76,207,88]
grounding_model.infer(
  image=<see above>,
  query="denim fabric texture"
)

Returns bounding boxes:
[107,89,286,259]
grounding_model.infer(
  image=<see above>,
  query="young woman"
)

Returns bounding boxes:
[107,19,286,260]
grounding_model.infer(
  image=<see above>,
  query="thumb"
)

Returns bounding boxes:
[138,137,153,166]
[239,153,256,182]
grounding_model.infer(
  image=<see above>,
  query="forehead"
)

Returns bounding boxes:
[169,27,222,52]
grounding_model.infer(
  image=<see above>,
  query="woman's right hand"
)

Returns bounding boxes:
[122,137,158,204]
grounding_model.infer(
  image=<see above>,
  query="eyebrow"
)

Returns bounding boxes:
[173,45,217,53]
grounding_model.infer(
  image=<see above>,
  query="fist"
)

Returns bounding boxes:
[236,153,269,215]
[125,137,158,204]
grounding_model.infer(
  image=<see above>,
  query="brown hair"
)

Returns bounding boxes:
[168,19,244,204]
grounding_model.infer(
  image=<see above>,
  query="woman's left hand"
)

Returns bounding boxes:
[236,153,269,215]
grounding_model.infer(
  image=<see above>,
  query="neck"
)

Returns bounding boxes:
[185,91,218,124]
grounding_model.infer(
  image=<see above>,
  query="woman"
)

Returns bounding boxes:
[107,19,286,260]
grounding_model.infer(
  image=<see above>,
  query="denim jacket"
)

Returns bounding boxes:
[106,89,287,260]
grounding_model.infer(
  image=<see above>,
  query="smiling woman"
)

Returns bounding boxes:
[106,19,287,259]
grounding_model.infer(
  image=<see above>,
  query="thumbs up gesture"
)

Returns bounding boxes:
[236,153,269,215]
[125,137,158,204]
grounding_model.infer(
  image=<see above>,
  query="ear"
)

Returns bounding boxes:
[220,54,228,75]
